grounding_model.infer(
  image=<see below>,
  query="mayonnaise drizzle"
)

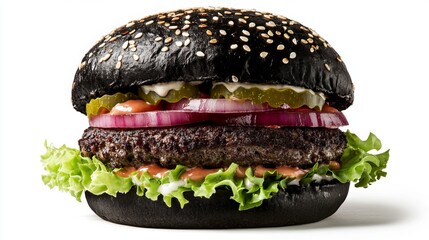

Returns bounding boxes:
[141,81,202,97]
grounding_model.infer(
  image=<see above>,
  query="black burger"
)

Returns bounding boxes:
[41,7,389,228]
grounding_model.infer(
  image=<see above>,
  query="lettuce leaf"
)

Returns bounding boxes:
[332,130,389,187]
[41,130,389,210]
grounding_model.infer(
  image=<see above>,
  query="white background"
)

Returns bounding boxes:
[1,0,427,239]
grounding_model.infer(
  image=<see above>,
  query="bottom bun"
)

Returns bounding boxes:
[85,181,349,228]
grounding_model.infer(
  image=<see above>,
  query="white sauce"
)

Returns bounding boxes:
[141,81,202,97]
[158,180,186,195]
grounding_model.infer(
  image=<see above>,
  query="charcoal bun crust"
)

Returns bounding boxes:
[85,181,349,228]
[72,7,354,114]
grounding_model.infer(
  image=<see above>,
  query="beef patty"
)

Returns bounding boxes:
[79,125,346,169]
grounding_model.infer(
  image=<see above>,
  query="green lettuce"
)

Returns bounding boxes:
[41,130,389,210]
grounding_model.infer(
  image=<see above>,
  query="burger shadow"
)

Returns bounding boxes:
[276,201,409,230]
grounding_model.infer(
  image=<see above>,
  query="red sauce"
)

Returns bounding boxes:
[234,166,247,178]
[180,168,219,181]
[114,162,339,181]
[110,100,159,115]
[138,163,169,178]
[115,167,137,178]
[276,166,307,178]
[254,165,275,177]
[329,160,341,170]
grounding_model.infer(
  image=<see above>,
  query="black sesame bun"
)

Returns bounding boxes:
[72,7,354,115]
[86,182,349,228]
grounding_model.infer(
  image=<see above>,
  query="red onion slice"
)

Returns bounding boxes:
[211,110,349,128]
[166,98,281,113]
[89,111,209,128]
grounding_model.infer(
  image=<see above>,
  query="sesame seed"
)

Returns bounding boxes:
[310,47,315,53]
[261,33,269,38]
[175,41,183,47]
[325,64,331,71]
[175,29,181,35]
[275,31,281,36]
[199,24,207,28]
[164,37,173,44]
[301,39,308,44]
[243,45,251,52]
[108,49,113,53]
[323,42,328,48]
[230,44,238,50]
[169,25,178,30]
[242,30,250,36]
[283,33,290,39]
[182,32,190,37]
[282,58,289,64]
[171,17,180,21]
[145,20,154,25]
[239,18,247,24]
[292,38,297,45]
[260,51,268,58]
[307,38,314,43]
[161,46,169,52]
[224,11,232,15]
[122,41,129,49]
[219,30,227,36]
[109,36,118,42]
[228,21,234,26]
[88,52,93,57]
[99,53,111,62]
[130,47,137,52]
[184,20,191,25]
[126,22,135,28]
[277,44,285,50]
[164,22,171,27]
[155,37,163,42]
[266,39,273,44]
[185,15,191,19]
[232,75,239,82]
[182,25,190,30]
[79,61,86,70]
[118,55,123,61]
[249,22,256,28]
[196,51,205,57]
[256,26,266,31]
[98,42,106,48]
[267,30,274,37]
[209,39,218,44]
[134,32,143,39]
[240,36,249,42]
[200,18,207,22]
[213,16,219,21]
[206,30,213,36]
[157,21,165,25]
[266,21,276,27]
[337,56,343,62]
[290,52,297,59]
[287,29,294,35]
[289,20,296,25]
[184,38,191,46]
[115,61,122,69]
[133,54,139,61]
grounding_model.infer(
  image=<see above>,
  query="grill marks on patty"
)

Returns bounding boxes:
[79,126,346,169]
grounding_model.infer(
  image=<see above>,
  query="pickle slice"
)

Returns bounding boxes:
[86,92,138,117]
[138,83,200,105]
[211,83,325,110]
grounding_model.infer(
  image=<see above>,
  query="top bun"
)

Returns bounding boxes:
[72,7,354,114]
